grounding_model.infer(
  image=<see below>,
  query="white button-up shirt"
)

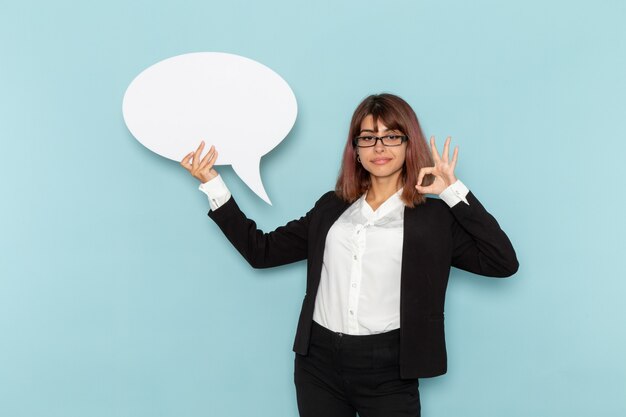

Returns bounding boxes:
[312,190,405,334]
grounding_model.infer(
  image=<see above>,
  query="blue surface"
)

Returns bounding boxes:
[1,1,625,416]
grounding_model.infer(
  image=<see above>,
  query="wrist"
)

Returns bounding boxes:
[197,169,218,183]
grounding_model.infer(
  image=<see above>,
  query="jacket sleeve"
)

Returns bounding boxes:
[449,191,519,277]
[207,193,330,269]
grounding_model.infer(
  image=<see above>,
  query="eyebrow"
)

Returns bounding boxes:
[359,127,394,134]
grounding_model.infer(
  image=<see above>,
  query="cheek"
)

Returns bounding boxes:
[397,149,407,165]
[358,148,373,159]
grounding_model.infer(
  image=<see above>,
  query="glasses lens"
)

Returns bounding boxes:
[382,135,402,146]
[357,136,375,147]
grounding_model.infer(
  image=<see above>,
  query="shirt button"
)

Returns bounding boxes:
[351,283,356,288]
[353,255,357,260]
[349,310,354,315]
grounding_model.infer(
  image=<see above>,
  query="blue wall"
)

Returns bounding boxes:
[1,1,625,416]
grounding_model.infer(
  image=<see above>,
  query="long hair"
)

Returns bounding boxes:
[335,93,434,207]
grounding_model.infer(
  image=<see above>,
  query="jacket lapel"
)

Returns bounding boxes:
[308,196,351,293]
[401,200,440,314]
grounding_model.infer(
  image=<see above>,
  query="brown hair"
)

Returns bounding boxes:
[335,93,434,207]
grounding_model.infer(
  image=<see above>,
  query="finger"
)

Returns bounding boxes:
[416,166,433,186]
[180,152,194,170]
[450,145,459,171]
[442,137,451,162]
[192,141,205,170]
[206,150,219,170]
[199,145,215,168]
[415,184,433,194]
[430,136,441,163]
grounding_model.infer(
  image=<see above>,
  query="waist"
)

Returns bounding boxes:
[311,320,400,347]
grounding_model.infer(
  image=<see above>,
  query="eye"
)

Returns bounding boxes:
[361,136,375,141]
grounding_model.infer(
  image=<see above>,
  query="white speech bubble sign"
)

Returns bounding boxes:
[122,52,298,204]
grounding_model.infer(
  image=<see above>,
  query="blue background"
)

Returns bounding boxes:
[1,1,625,416]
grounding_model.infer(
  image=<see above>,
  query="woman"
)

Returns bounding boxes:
[181,94,518,417]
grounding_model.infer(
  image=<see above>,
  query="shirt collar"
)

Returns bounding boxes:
[359,188,404,222]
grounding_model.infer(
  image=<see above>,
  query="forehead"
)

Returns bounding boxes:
[359,114,395,132]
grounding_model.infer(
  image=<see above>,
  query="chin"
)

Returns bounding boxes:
[367,166,404,180]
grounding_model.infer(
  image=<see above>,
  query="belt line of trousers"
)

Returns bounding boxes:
[294,320,420,417]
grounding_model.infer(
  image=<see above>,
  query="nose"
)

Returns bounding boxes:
[373,138,386,151]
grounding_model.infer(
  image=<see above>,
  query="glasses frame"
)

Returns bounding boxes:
[352,135,409,148]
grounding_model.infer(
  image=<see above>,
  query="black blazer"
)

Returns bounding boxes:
[208,190,518,378]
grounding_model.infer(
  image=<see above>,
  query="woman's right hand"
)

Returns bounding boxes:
[180,141,219,183]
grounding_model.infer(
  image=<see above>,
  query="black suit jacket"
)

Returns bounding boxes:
[208,190,518,378]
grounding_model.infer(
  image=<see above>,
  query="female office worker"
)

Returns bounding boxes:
[181,93,519,417]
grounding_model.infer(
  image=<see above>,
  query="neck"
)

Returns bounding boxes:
[366,174,403,206]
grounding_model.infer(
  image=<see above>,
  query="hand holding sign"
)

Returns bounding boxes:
[122,52,298,204]
[180,141,219,183]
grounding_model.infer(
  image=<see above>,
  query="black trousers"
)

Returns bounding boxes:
[294,321,420,417]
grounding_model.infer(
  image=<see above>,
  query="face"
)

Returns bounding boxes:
[356,114,407,183]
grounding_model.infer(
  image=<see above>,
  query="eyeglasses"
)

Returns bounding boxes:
[352,135,408,148]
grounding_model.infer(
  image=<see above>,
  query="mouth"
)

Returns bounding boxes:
[371,158,392,165]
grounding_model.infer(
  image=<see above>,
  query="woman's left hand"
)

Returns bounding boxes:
[415,136,458,195]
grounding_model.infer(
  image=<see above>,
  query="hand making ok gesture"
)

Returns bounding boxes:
[415,136,459,195]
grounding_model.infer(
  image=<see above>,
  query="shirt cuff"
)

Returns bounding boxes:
[198,175,232,210]
[439,179,470,207]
